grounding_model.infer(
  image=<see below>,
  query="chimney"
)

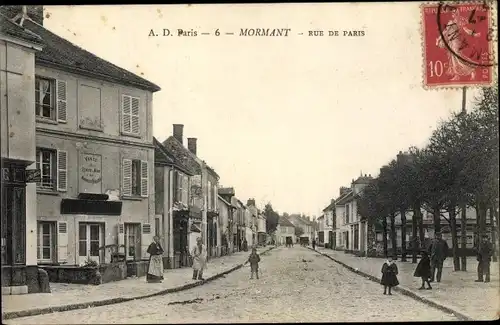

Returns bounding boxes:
[187,138,197,155]
[331,198,335,205]
[173,124,184,144]
[247,199,255,207]
[5,6,44,26]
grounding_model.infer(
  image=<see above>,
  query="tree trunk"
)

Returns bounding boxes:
[490,205,498,262]
[412,204,418,263]
[448,203,460,271]
[433,208,442,233]
[460,201,467,271]
[477,198,487,238]
[367,220,376,257]
[382,217,388,257]
[390,213,397,258]
[400,207,407,262]
[417,203,425,249]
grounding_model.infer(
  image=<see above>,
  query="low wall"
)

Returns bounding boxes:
[99,263,127,283]
[42,262,128,285]
[126,261,149,278]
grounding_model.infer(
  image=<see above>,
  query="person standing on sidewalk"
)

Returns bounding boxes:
[413,251,432,290]
[381,256,399,295]
[146,236,164,283]
[428,232,449,283]
[475,235,493,283]
[191,237,207,281]
[312,239,316,250]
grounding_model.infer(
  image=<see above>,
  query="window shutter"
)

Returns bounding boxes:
[57,221,68,263]
[57,150,68,191]
[208,181,212,210]
[176,171,182,202]
[56,80,67,123]
[122,159,132,197]
[182,175,188,205]
[131,97,140,134]
[213,185,217,209]
[140,160,148,197]
[122,95,131,133]
[141,223,153,259]
[117,223,125,254]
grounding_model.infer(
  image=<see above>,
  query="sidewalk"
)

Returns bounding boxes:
[2,247,274,320]
[313,247,499,321]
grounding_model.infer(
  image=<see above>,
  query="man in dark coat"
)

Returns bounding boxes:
[312,239,316,250]
[428,232,449,283]
[475,235,493,283]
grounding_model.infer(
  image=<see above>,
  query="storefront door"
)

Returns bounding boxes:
[78,223,104,265]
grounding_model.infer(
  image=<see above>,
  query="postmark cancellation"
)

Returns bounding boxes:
[421,1,497,89]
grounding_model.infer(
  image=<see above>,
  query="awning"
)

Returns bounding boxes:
[60,199,122,215]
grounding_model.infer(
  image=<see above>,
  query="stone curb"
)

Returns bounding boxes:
[306,247,473,321]
[2,246,276,320]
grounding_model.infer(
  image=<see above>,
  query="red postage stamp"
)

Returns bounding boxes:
[421,2,496,88]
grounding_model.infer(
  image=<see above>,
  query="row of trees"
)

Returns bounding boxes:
[357,86,499,271]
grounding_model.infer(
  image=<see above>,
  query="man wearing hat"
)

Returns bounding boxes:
[475,235,493,283]
[428,231,449,283]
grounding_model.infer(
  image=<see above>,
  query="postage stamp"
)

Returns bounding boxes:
[421,1,496,89]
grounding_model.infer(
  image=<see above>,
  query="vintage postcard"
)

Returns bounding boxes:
[0,2,498,324]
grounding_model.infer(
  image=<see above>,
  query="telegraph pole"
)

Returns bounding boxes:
[460,86,468,271]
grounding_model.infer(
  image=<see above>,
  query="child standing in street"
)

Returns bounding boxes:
[381,256,399,295]
[413,251,432,290]
[248,247,261,280]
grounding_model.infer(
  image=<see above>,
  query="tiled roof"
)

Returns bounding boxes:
[279,217,295,228]
[0,7,161,92]
[154,137,195,176]
[217,195,231,206]
[162,136,202,175]
[154,137,175,165]
[218,187,235,196]
[322,201,336,212]
[0,14,43,45]
[289,214,312,226]
[335,190,354,205]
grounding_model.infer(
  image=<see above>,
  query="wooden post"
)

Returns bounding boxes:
[460,86,468,271]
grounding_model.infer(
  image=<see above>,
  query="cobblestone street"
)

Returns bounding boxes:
[8,247,458,323]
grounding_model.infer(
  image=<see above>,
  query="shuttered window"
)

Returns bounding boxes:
[56,80,67,122]
[176,171,182,202]
[182,175,189,205]
[140,160,148,197]
[121,95,140,135]
[208,181,212,210]
[57,150,68,191]
[122,159,132,196]
[122,159,148,198]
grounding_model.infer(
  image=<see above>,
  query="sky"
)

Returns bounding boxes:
[43,3,482,217]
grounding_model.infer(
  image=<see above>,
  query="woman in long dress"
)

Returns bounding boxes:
[192,237,207,280]
[146,236,164,283]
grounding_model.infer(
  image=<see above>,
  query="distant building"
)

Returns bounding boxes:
[322,199,336,249]
[163,124,221,258]
[218,187,236,254]
[154,137,195,268]
[335,174,373,254]
[287,214,313,242]
[276,217,296,245]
